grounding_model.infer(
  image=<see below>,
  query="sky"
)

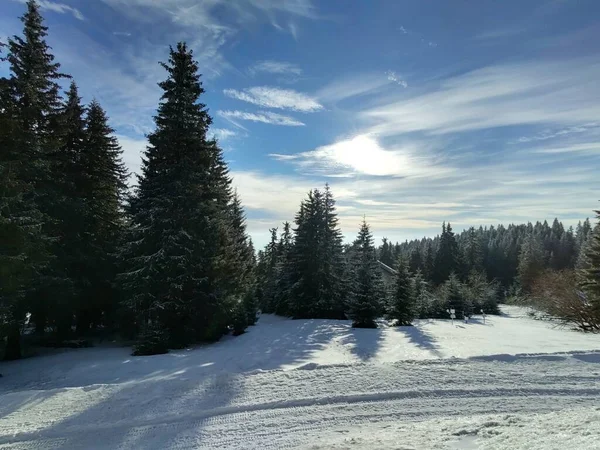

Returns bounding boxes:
[1,0,599,248]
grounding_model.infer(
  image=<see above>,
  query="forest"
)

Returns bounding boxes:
[1,1,599,360]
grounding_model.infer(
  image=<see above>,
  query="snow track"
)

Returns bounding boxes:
[2,353,600,449]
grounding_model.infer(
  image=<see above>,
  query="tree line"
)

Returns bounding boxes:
[256,189,600,330]
[1,1,256,359]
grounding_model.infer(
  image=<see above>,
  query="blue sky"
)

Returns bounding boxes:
[1,0,600,248]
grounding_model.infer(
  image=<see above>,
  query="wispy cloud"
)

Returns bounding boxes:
[363,58,600,136]
[516,123,599,143]
[210,128,237,141]
[11,0,84,20]
[218,110,305,126]
[249,60,302,76]
[316,73,393,103]
[530,142,600,155]
[270,134,454,178]
[223,86,322,112]
[112,31,132,37]
[385,70,408,88]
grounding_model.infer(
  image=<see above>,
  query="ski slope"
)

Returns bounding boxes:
[1,306,599,449]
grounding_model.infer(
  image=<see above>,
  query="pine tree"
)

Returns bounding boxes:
[78,100,127,332]
[288,190,322,318]
[388,258,415,325]
[317,184,346,319]
[379,238,394,267]
[444,273,464,318]
[578,210,600,319]
[2,0,67,357]
[412,270,431,319]
[0,72,50,360]
[121,43,239,351]
[347,219,385,328]
[433,222,460,284]
[408,248,422,274]
[517,233,545,292]
[462,227,483,275]
[274,221,293,315]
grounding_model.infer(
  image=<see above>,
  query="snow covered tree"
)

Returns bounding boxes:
[379,238,394,267]
[388,258,415,325]
[433,222,460,284]
[347,219,385,328]
[412,270,432,319]
[461,227,484,276]
[518,233,545,292]
[121,43,244,351]
[443,273,465,318]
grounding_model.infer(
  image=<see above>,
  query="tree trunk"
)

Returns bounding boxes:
[4,324,22,361]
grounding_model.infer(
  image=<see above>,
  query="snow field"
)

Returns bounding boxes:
[1,306,599,449]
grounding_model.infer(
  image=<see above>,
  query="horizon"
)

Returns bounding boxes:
[1,0,599,248]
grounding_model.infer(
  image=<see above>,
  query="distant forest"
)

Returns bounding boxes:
[2,1,599,361]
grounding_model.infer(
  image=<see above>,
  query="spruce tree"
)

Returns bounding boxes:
[388,258,415,325]
[78,100,127,332]
[433,222,460,284]
[0,72,50,359]
[121,42,239,351]
[578,210,600,319]
[517,233,544,292]
[347,219,385,328]
[317,184,346,319]
[2,0,67,355]
[379,238,394,267]
[444,273,464,318]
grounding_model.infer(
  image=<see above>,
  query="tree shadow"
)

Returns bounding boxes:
[394,325,444,358]
[337,324,386,362]
[0,314,347,447]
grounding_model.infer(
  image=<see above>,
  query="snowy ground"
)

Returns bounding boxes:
[1,306,599,449]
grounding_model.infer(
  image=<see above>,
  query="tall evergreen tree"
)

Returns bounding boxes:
[388,257,415,325]
[347,219,385,328]
[379,238,394,267]
[121,42,240,351]
[578,210,600,319]
[433,222,460,284]
[461,227,483,275]
[2,0,68,356]
[0,67,50,360]
[317,184,346,319]
[517,233,545,292]
[77,100,127,332]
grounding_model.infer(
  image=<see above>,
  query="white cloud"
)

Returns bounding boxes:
[316,73,393,103]
[516,124,599,143]
[223,86,322,112]
[271,134,456,178]
[385,70,408,88]
[249,60,302,76]
[362,58,600,136]
[210,128,237,141]
[116,135,147,184]
[11,0,84,20]
[218,110,305,126]
[530,142,600,154]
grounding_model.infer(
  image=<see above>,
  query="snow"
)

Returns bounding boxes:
[1,306,599,449]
